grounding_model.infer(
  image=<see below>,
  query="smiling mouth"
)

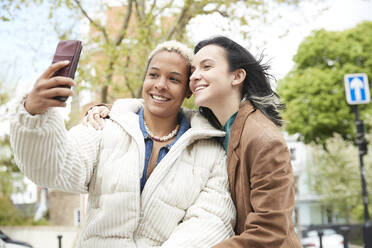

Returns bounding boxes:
[194,84,209,93]
[150,94,170,102]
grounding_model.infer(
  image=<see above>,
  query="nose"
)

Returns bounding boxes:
[190,69,200,91]
[190,69,201,82]
[155,76,167,90]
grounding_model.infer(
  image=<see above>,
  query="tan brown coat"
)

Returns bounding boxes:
[214,101,302,248]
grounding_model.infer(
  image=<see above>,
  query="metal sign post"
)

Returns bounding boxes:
[344,73,372,248]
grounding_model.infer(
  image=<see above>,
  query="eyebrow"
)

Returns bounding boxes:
[170,72,182,76]
[149,67,183,76]
[192,58,214,67]
[200,58,214,64]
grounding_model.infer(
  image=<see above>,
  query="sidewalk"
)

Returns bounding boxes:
[0,226,80,248]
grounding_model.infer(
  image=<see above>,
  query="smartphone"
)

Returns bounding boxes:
[51,40,83,102]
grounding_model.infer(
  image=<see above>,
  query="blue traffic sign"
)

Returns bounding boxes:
[344,73,370,105]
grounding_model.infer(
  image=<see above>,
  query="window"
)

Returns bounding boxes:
[290,147,296,161]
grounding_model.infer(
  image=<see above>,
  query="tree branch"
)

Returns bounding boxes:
[150,0,157,13]
[122,56,136,98]
[114,0,133,46]
[73,0,110,43]
[166,4,188,40]
[154,0,175,16]
[134,0,145,20]
[166,0,206,40]
[203,8,228,17]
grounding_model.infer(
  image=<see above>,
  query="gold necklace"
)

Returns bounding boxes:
[144,121,180,142]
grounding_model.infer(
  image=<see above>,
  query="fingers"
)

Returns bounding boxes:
[39,60,70,80]
[40,86,74,99]
[24,84,74,115]
[36,76,76,91]
[99,106,110,118]
[87,109,101,130]
[25,62,76,115]
[94,112,104,129]
[43,98,68,108]
[84,106,109,130]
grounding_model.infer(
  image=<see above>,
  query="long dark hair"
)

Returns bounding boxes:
[194,36,284,129]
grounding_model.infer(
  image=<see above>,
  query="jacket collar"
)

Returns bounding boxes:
[228,101,256,152]
[109,98,225,140]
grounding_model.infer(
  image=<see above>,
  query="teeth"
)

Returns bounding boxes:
[195,85,208,92]
[152,95,168,101]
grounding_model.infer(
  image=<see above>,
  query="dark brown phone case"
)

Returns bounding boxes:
[51,40,83,102]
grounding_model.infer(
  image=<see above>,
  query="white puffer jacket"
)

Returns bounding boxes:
[10,98,236,248]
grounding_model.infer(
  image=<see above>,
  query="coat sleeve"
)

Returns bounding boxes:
[161,147,236,248]
[9,97,102,193]
[213,137,296,248]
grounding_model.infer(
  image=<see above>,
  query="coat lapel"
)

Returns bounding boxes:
[226,101,256,202]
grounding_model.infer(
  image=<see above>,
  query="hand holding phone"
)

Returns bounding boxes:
[51,40,82,101]
[24,61,77,115]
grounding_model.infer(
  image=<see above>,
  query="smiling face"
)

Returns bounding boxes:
[190,45,236,109]
[142,50,189,120]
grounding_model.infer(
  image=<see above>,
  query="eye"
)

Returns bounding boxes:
[170,77,181,83]
[203,64,211,70]
[149,72,158,78]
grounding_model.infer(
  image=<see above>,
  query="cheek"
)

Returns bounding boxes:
[142,79,151,91]
[174,86,186,98]
[142,81,150,98]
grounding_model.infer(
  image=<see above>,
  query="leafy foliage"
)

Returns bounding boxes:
[278,21,372,145]
[2,0,320,104]
[308,133,372,222]
[69,0,306,103]
[0,84,38,226]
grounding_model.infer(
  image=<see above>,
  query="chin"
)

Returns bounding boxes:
[194,95,209,108]
[146,104,177,118]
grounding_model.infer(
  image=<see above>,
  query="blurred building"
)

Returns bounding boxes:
[11,176,39,218]
[286,133,344,232]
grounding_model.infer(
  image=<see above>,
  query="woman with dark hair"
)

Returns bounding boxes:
[85,36,301,247]
[190,36,301,248]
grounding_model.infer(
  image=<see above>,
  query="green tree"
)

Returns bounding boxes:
[0,83,19,197]
[308,133,372,222]
[70,0,315,103]
[278,21,372,145]
[0,83,27,225]
[0,82,50,225]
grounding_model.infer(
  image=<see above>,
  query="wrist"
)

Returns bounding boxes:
[24,95,42,115]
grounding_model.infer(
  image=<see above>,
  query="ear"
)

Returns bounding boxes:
[232,69,246,87]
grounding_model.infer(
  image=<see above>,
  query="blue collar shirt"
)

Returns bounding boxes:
[138,107,190,193]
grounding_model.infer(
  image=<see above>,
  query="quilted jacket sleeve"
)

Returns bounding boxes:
[161,144,236,248]
[9,97,102,193]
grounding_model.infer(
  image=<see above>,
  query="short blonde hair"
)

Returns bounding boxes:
[147,40,193,65]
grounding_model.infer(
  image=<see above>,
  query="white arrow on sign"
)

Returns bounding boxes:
[344,73,370,105]
[350,76,364,101]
